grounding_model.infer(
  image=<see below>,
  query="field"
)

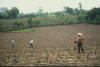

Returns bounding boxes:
[0,23,100,66]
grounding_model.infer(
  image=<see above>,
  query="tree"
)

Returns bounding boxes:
[8,7,19,18]
[86,8,100,20]
[86,7,100,24]
[0,7,8,12]
[0,12,8,19]
[0,7,19,19]
[64,7,73,14]
[73,8,79,15]
[55,11,64,17]
[23,13,39,18]
[79,2,82,15]
[0,7,9,19]
[79,2,82,10]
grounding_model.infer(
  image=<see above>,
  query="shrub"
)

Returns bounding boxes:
[13,22,24,30]
[77,15,86,23]
[27,18,33,27]
[0,23,10,32]
[0,23,3,32]
[93,15,100,24]
[33,20,40,27]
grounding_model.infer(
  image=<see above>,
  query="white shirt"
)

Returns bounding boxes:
[12,40,15,43]
[30,40,33,44]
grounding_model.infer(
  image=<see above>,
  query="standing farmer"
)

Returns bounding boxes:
[29,40,33,48]
[77,33,84,53]
[11,40,15,48]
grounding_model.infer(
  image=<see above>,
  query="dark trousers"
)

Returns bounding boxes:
[30,43,33,48]
[78,42,84,53]
[12,43,14,48]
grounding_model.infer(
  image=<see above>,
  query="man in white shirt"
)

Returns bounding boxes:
[30,40,33,48]
[12,40,15,48]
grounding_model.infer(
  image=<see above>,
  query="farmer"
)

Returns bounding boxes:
[77,33,84,53]
[11,40,15,48]
[29,40,33,48]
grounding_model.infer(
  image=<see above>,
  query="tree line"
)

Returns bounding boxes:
[0,4,100,25]
[0,2,88,19]
[0,2,100,32]
[0,7,19,19]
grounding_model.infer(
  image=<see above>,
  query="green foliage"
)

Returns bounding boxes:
[7,7,19,18]
[63,6,86,16]
[0,7,9,19]
[24,13,38,18]
[0,23,3,31]
[86,7,100,24]
[0,15,85,32]
[13,22,24,30]
[63,14,79,24]
[0,23,10,32]
[0,12,8,19]
[0,7,19,19]
[77,15,86,23]
[92,15,100,24]
[27,18,33,27]
[33,20,40,27]
[27,18,40,27]
[73,8,80,15]
[64,7,73,14]
[55,12,64,17]
[94,15,100,22]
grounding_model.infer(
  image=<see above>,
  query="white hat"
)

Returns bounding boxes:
[78,33,82,36]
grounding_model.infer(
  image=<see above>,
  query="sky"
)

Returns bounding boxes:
[0,0,100,13]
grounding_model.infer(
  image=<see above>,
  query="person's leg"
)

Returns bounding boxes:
[31,43,33,48]
[32,43,33,48]
[12,43,14,48]
[73,47,75,53]
[78,43,81,53]
[30,43,33,48]
[75,46,77,53]
[80,44,84,53]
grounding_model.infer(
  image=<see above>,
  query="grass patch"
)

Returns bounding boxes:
[12,29,40,32]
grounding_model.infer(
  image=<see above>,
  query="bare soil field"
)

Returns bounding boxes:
[0,23,100,66]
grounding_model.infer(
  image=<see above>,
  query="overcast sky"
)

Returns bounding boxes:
[0,0,100,13]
